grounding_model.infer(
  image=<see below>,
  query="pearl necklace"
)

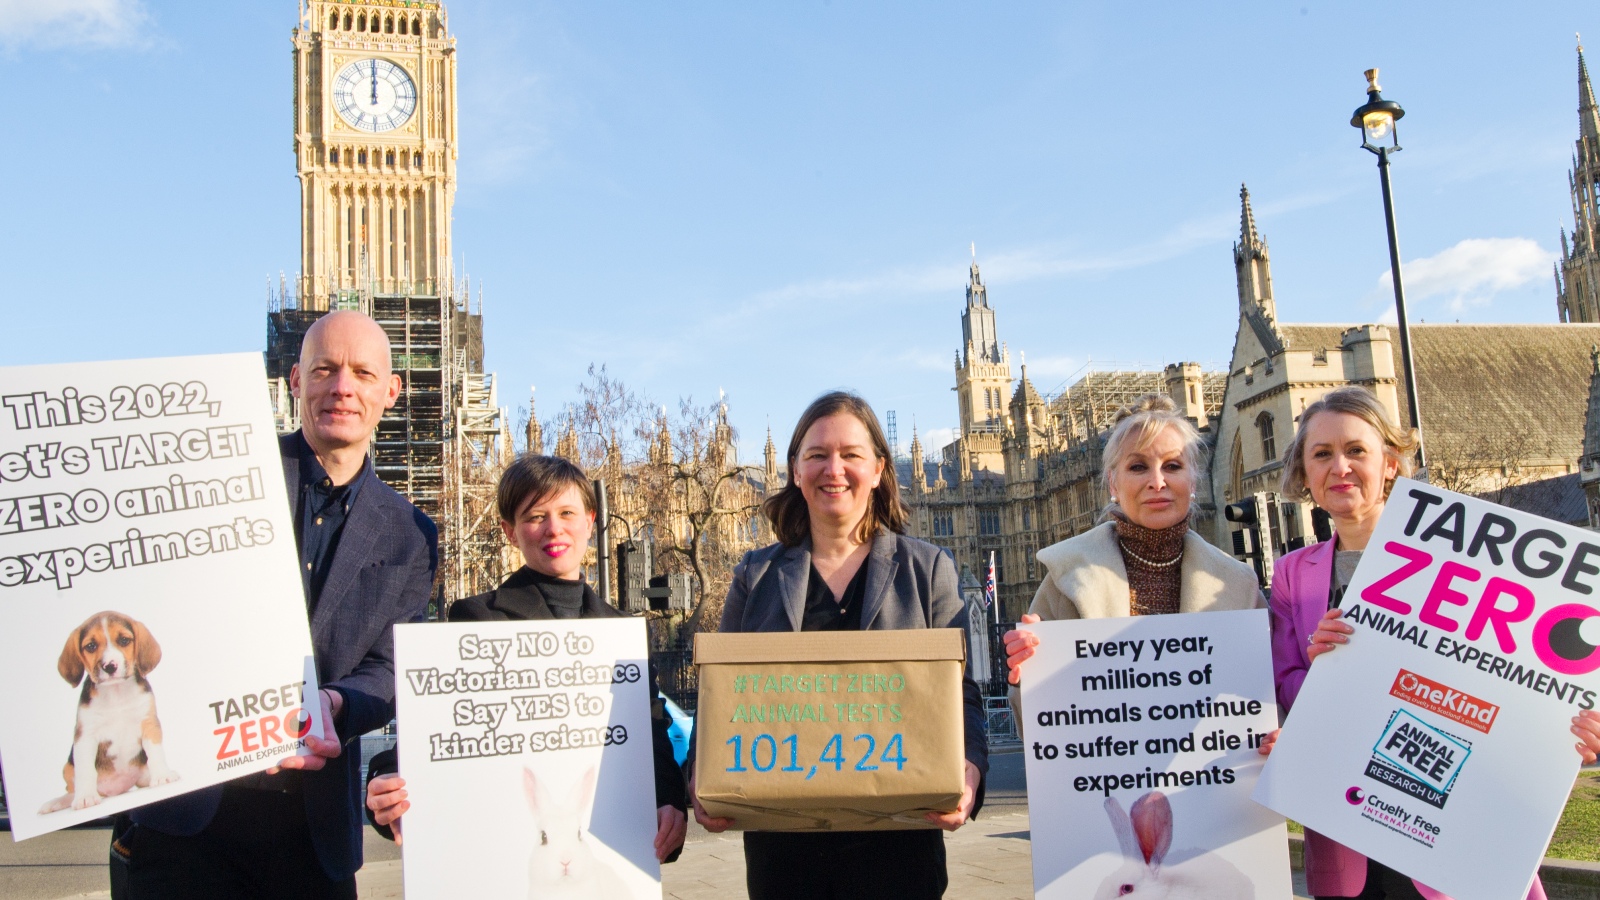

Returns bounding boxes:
[1119,540,1183,569]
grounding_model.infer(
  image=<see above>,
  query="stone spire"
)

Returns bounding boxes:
[1233,184,1276,322]
[908,423,926,495]
[650,407,672,466]
[763,424,779,493]
[1560,39,1600,323]
[554,420,578,463]
[524,386,543,455]
[1582,36,1600,142]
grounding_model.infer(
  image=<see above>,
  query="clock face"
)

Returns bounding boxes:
[332,58,417,133]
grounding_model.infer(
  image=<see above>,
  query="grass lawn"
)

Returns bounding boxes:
[1547,770,1600,862]
[1285,771,1600,861]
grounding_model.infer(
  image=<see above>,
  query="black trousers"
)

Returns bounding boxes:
[1315,858,1427,900]
[744,829,948,900]
[125,788,356,900]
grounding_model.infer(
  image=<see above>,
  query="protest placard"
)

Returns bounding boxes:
[0,354,322,840]
[394,618,661,899]
[1021,609,1291,899]
[1255,478,1600,900]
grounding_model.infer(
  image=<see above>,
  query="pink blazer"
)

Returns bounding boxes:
[1271,539,1546,900]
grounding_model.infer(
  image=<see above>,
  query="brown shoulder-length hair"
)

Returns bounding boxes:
[1280,386,1418,502]
[763,391,909,547]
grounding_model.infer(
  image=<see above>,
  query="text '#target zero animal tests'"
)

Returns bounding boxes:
[1255,478,1600,900]
[1020,609,1293,899]
[0,354,324,841]
[394,619,663,899]
[692,629,969,832]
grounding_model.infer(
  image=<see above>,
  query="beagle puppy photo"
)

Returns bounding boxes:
[38,611,179,814]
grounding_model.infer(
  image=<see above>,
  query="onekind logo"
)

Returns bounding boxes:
[1388,669,1499,734]
[1365,709,1471,810]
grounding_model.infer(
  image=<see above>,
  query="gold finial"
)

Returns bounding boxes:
[1364,68,1381,92]
[1580,32,1585,53]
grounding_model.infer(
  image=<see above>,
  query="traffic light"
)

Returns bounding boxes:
[1225,491,1278,589]
[617,540,652,613]
[646,573,692,611]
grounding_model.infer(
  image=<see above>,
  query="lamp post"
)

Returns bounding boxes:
[1352,68,1426,471]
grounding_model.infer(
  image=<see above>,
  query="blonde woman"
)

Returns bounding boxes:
[1273,386,1600,900]
[1003,394,1263,719]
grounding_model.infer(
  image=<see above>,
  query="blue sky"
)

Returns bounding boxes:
[3,1,1596,459]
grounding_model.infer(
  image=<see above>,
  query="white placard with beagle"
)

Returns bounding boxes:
[0,353,323,840]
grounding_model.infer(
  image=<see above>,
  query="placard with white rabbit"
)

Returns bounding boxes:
[1020,609,1292,899]
[394,618,661,899]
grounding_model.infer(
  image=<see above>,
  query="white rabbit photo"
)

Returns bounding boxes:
[524,764,634,900]
[1095,791,1255,900]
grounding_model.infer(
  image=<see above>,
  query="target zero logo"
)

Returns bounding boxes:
[1346,787,1365,805]
[1534,604,1600,675]
[1388,669,1499,734]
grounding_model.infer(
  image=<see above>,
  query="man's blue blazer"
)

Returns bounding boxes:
[132,432,437,881]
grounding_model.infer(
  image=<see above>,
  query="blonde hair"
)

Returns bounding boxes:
[1280,386,1418,501]
[1101,393,1204,513]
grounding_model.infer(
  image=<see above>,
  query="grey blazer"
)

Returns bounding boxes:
[719,531,989,804]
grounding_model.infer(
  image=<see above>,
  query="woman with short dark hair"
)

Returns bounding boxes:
[363,454,689,863]
[690,391,988,900]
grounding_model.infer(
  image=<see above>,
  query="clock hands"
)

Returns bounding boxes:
[370,61,379,106]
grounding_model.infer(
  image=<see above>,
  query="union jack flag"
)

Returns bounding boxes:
[984,552,997,608]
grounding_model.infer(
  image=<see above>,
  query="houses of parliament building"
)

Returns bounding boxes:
[906,47,1600,624]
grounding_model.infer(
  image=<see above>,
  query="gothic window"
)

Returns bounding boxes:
[413,151,423,167]
[372,15,382,32]
[979,508,1001,535]
[1258,412,1276,463]
[983,390,991,411]
[357,13,366,31]
[994,549,1006,584]
[329,12,338,30]
[357,149,368,165]
[385,150,396,166]
[1022,508,1031,530]
[329,148,339,164]
[932,511,954,537]
[1189,384,1198,404]
[343,12,352,30]
[413,16,422,35]
[385,15,395,33]
[398,17,408,35]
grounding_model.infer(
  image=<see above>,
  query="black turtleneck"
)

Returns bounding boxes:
[522,568,586,619]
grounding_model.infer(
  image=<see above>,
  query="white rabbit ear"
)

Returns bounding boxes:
[568,765,599,822]
[523,767,542,814]
[1103,796,1143,861]
[1129,792,1173,871]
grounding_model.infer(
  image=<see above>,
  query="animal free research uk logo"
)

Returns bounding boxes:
[1365,708,1472,811]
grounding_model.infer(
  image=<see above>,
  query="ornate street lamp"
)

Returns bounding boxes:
[1352,68,1426,470]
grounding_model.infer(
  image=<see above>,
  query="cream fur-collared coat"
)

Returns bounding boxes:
[1008,521,1264,736]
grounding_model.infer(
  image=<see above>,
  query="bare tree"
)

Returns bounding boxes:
[543,370,767,634]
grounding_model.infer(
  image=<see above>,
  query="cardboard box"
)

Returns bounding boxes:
[693,629,967,831]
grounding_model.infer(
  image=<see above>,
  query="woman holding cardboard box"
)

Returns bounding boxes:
[1002,394,1264,710]
[689,390,989,900]
[1271,386,1600,900]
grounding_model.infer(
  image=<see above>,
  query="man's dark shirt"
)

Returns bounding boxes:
[295,445,368,612]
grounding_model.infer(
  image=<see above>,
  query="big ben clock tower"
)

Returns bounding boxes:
[292,0,456,303]
[269,1,510,602]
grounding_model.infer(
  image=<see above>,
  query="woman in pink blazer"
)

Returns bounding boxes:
[1272,387,1600,900]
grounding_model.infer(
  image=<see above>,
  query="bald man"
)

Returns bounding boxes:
[126,310,439,899]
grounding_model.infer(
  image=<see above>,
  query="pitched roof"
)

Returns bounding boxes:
[1278,324,1350,353]
[1403,323,1600,464]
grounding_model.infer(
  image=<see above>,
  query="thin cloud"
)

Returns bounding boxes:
[747,186,1345,309]
[1371,237,1555,315]
[0,0,148,49]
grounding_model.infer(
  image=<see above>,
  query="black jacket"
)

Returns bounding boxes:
[365,567,688,856]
